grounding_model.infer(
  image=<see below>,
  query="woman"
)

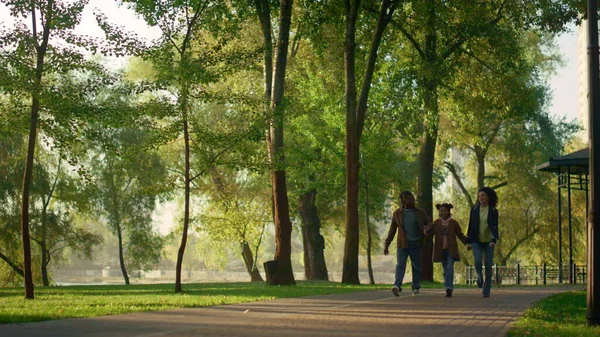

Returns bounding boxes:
[466,187,499,298]
[427,203,467,298]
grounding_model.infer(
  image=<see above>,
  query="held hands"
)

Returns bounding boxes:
[489,242,496,248]
[466,244,472,251]
[423,226,431,235]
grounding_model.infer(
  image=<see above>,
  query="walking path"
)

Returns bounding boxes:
[1,286,576,337]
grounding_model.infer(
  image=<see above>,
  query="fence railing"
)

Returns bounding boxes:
[465,263,587,285]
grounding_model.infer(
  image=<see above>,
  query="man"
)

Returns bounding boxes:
[384,191,432,296]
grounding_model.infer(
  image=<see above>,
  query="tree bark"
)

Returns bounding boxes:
[254,0,296,286]
[417,128,437,282]
[241,241,263,282]
[116,224,130,285]
[299,190,329,280]
[41,234,50,286]
[21,0,55,299]
[416,0,439,283]
[40,157,61,287]
[342,0,397,285]
[41,202,50,286]
[175,116,191,292]
[341,0,359,283]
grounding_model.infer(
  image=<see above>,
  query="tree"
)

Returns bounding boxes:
[341,0,399,284]
[492,113,578,266]
[252,0,296,285]
[442,30,555,202]
[0,130,101,286]
[437,31,579,267]
[386,0,582,281]
[90,129,169,285]
[31,152,102,286]
[118,0,251,292]
[202,169,270,282]
[285,38,346,281]
[0,0,119,298]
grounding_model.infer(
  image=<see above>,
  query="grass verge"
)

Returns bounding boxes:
[0,281,388,324]
[508,290,600,337]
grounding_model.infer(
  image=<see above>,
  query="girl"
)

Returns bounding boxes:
[427,203,467,297]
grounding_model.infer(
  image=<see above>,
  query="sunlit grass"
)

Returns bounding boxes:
[0,281,388,324]
[508,290,600,337]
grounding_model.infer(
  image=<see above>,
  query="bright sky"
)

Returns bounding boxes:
[0,0,160,43]
[549,28,579,123]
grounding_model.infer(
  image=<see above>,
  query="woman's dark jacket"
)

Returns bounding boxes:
[466,204,499,244]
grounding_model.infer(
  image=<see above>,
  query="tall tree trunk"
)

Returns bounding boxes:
[254,0,296,286]
[116,224,130,285]
[341,0,360,285]
[299,190,329,280]
[417,127,437,282]
[241,241,263,282]
[417,0,438,283]
[343,139,360,284]
[175,116,191,292]
[417,78,439,282]
[342,0,396,284]
[21,63,36,299]
[21,0,54,299]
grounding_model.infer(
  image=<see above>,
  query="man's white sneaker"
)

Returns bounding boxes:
[412,288,419,296]
[392,286,400,297]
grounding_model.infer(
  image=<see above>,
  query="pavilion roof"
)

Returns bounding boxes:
[536,148,589,174]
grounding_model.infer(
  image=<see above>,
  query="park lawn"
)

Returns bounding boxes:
[508,290,600,337]
[0,281,389,324]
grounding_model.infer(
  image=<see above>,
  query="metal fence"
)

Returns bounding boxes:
[465,263,587,285]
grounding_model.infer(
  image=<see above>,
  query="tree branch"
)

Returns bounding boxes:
[490,181,508,190]
[444,160,474,208]
[442,0,506,61]
[190,139,242,182]
[357,0,398,139]
[483,120,502,151]
[0,251,24,277]
[500,227,539,264]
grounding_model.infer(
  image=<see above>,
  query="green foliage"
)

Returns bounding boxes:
[0,128,103,285]
[88,128,170,275]
[0,0,124,156]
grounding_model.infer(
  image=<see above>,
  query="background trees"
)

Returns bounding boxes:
[0,0,587,290]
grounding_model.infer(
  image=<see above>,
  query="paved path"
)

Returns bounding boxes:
[0,287,575,337]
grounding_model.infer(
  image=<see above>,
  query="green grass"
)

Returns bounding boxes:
[0,281,388,324]
[508,290,600,337]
